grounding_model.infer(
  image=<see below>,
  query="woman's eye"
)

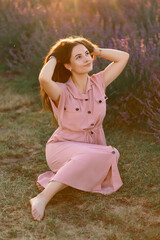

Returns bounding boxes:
[76,52,90,59]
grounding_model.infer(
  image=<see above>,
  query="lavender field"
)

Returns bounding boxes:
[0,0,160,239]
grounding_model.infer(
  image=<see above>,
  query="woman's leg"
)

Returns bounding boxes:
[30,180,68,221]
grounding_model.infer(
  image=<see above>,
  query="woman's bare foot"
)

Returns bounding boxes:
[29,194,46,221]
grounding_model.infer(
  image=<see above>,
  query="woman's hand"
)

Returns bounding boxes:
[91,48,102,57]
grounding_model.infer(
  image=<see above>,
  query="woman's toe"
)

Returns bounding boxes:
[33,211,38,219]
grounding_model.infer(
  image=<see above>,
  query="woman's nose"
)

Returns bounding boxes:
[84,55,91,61]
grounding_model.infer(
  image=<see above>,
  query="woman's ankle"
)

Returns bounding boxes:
[35,192,49,207]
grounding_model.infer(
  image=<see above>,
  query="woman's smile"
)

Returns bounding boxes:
[84,62,92,67]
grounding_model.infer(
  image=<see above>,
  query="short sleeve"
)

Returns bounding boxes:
[91,70,105,91]
[48,82,66,119]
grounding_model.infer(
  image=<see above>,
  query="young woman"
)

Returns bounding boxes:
[30,36,129,221]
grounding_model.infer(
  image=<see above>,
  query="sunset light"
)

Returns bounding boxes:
[0,0,160,238]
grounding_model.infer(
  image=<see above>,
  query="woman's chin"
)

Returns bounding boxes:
[85,65,93,71]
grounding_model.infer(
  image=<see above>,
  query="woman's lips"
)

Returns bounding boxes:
[84,63,92,67]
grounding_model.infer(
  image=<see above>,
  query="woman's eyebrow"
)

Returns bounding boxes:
[75,50,89,58]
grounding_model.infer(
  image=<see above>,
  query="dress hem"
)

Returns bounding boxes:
[36,178,123,196]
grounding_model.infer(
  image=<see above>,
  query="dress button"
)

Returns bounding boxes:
[112,151,115,154]
[88,111,91,114]
[85,99,88,101]
[64,107,66,110]
[75,108,79,111]
[90,123,94,126]
[99,100,102,103]
[91,131,94,134]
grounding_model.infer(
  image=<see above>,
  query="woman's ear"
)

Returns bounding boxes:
[64,63,72,71]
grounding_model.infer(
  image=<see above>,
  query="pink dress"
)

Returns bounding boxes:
[37,70,123,195]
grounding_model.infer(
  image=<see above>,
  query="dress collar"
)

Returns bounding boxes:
[65,75,94,99]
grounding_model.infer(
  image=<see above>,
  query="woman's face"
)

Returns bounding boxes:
[65,44,93,74]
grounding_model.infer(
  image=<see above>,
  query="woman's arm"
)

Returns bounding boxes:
[92,48,129,88]
[92,48,129,62]
[38,57,61,104]
[39,57,57,82]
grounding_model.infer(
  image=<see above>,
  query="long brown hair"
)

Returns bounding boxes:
[39,35,99,127]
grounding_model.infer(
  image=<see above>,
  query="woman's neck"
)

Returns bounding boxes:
[71,73,89,94]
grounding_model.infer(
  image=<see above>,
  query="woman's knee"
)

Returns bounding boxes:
[45,143,68,172]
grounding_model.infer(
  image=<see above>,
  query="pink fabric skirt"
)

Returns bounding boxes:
[37,141,123,195]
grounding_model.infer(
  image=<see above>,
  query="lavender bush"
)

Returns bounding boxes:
[0,0,159,143]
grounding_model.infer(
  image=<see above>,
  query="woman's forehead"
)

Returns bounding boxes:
[71,44,88,57]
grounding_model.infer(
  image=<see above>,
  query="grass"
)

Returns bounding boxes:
[0,73,160,240]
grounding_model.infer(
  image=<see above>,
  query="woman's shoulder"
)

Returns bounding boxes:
[90,70,105,91]
[55,81,67,91]
[55,81,66,86]
[91,70,104,79]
